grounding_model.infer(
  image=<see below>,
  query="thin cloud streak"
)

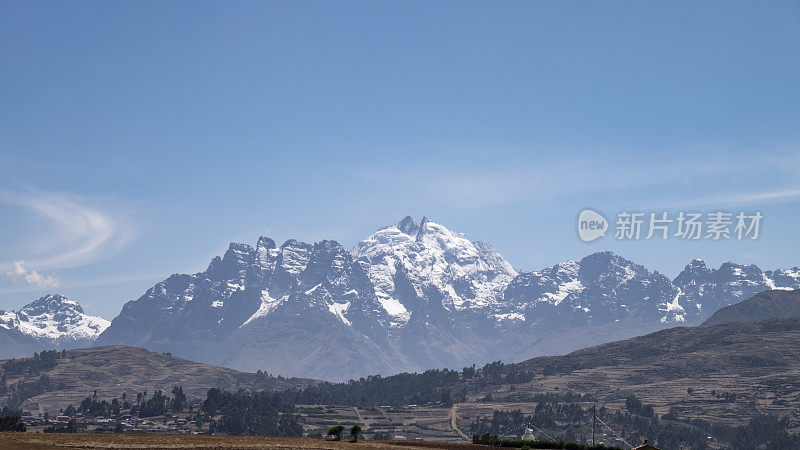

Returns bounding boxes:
[633,188,800,211]
[0,190,135,272]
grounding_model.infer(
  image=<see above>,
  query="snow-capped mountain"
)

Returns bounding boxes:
[350,216,519,371]
[0,294,109,358]
[82,216,800,380]
[352,216,517,326]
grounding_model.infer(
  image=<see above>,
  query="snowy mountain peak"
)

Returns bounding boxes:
[580,251,636,266]
[0,294,110,342]
[352,216,518,322]
[257,236,277,250]
[20,294,83,316]
[674,258,712,286]
[397,216,420,235]
[766,267,800,288]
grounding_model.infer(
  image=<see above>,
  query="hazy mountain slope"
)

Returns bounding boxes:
[0,295,109,358]
[702,289,800,326]
[0,345,316,414]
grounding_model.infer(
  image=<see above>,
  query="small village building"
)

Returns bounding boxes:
[632,440,661,450]
[521,423,535,440]
[472,433,491,444]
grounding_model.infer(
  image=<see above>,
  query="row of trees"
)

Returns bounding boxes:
[279,368,464,407]
[326,424,361,442]
[2,350,65,376]
[203,388,302,436]
[264,361,535,410]
[63,386,189,419]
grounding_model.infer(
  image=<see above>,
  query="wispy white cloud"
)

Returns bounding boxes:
[728,188,800,204]
[351,145,800,210]
[636,188,800,211]
[0,190,135,273]
[5,260,61,289]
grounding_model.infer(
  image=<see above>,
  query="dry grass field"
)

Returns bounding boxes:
[0,433,477,450]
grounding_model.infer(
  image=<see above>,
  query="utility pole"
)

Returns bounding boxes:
[592,402,597,447]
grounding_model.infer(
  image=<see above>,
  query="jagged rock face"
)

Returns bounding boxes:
[0,294,109,358]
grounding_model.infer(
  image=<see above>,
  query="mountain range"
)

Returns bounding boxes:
[3,217,799,380]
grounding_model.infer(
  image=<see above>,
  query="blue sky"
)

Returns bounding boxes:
[1,1,799,319]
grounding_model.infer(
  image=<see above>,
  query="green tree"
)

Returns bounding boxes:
[328,425,345,440]
[139,389,168,417]
[350,424,362,442]
[0,412,26,432]
[171,386,186,412]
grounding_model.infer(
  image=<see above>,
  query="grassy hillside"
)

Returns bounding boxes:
[0,345,316,414]
[703,289,800,326]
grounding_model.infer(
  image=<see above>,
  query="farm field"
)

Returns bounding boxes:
[297,404,464,441]
[0,433,477,450]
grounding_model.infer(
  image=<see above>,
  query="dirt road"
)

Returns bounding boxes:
[449,404,469,441]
